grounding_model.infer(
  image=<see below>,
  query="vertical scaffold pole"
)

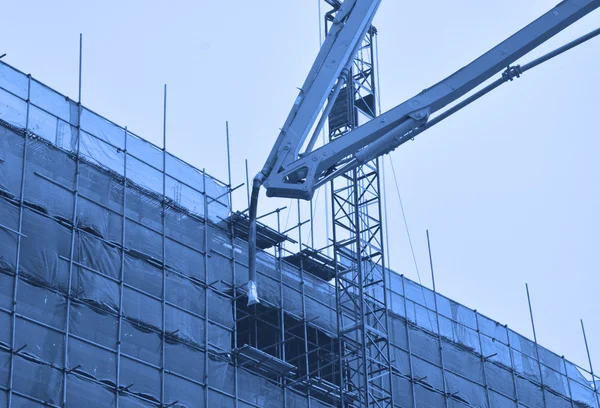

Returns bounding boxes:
[62,33,84,405]
[581,319,600,406]
[525,283,547,407]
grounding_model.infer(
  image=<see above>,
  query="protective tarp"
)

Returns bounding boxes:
[15,317,64,366]
[127,131,163,171]
[19,207,71,292]
[538,347,570,394]
[120,319,161,366]
[485,360,516,398]
[166,271,233,329]
[546,391,576,408]
[390,315,409,352]
[565,360,599,407]
[80,108,125,150]
[165,175,205,219]
[23,137,75,220]
[120,356,161,403]
[28,104,73,147]
[207,354,231,392]
[0,88,27,129]
[442,340,483,384]
[30,79,75,125]
[414,382,445,407]
[69,301,118,349]
[0,271,14,312]
[445,370,487,406]
[208,390,235,408]
[66,375,116,407]
[1,61,598,407]
[125,254,163,298]
[413,355,444,392]
[68,336,116,385]
[391,374,414,407]
[0,311,11,347]
[165,270,205,316]
[0,63,28,99]
[0,349,10,387]
[165,341,205,383]
[11,394,47,408]
[123,287,162,330]
[125,219,162,263]
[409,324,441,365]
[0,125,24,197]
[165,152,229,221]
[478,313,508,343]
[165,238,206,283]
[165,154,204,197]
[120,393,159,408]
[12,355,63,405]
[75,232,121,279]
[130,158,165,201]
[489,389,515,407]
[516,375,545,408]
[165,304,203,346]
[72,263,120,312]
[78,161,124,215]
[480,331,511,367]
[165,207,205,250]
[164,372,205,408]
[80,130,125,176]
[78,195,123,242]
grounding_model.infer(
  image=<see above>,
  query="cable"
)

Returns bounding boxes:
[388,157,422,283]
[388,157,436,328]
[283,198,293,237]
[374,29,392,273]
[306,185,322,246]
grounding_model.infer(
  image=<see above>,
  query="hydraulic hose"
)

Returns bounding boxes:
[247,174,263,305]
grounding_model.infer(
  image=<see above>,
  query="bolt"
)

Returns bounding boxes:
[415,112,422,119]
[312,156,318,161]
[283,145,289,151]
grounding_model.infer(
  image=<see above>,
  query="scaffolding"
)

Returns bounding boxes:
[0,53,599,408]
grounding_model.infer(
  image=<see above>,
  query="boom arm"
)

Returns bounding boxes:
[261,0,599,199]
[246,0,600,305]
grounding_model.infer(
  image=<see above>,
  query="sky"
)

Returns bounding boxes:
[1,0,599,374]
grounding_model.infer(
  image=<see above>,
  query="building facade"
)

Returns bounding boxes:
[0,61,598,407]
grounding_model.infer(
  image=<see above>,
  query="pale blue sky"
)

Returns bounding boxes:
[2,0,599,372]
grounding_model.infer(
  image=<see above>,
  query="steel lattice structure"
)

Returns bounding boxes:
[325,5,394,406]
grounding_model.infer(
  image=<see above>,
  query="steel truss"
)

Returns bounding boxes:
[325,3,394,406]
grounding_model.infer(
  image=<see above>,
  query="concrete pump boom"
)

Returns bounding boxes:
[246,0,600,305]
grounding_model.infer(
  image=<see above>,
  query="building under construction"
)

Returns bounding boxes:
[1,1,600,406]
